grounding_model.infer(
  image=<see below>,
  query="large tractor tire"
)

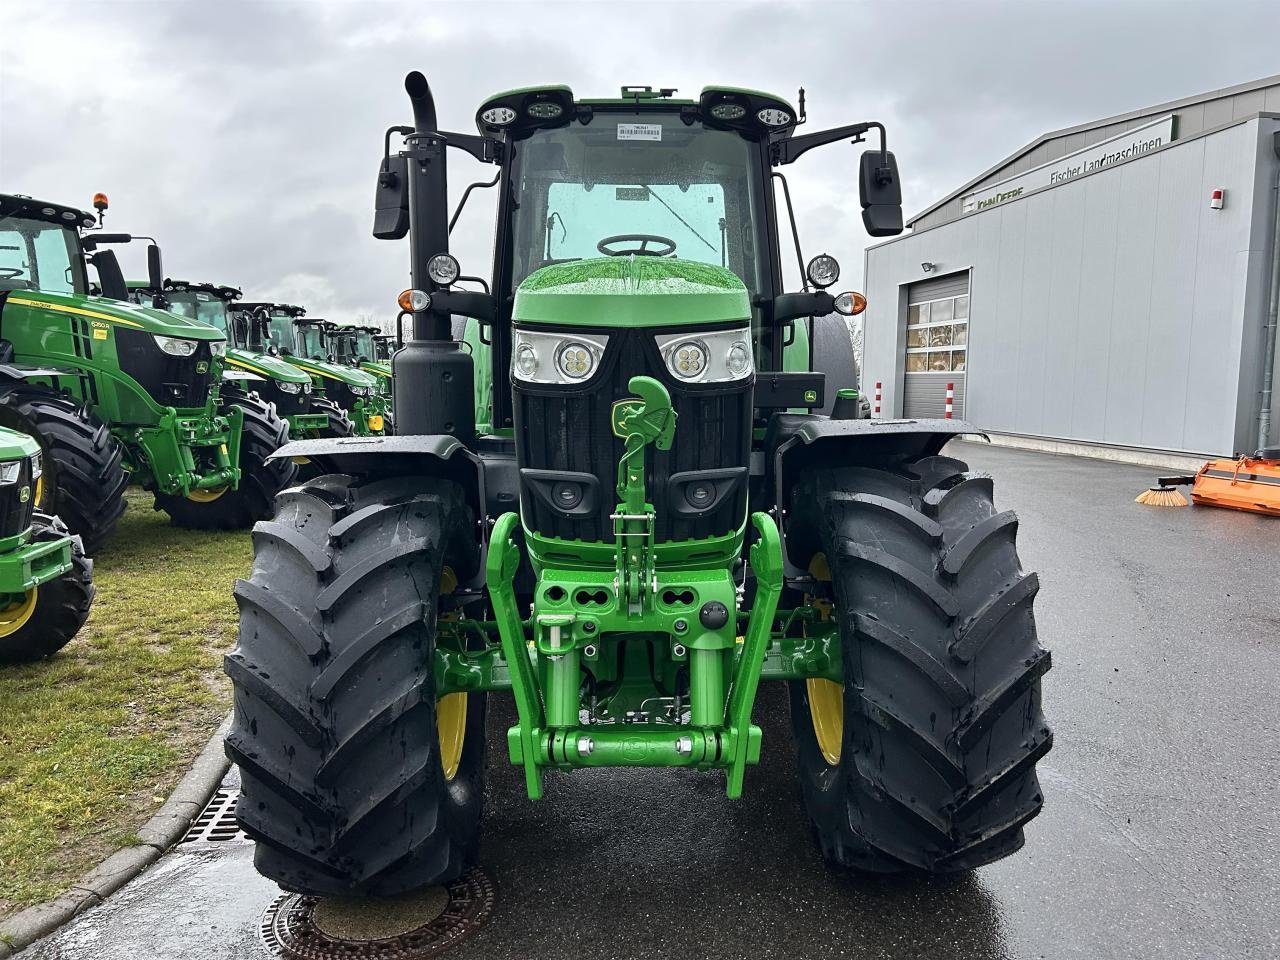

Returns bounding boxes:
[225,476,486,896]
[789,454,1051,873]
[156,388,296,530]
[0,384,127,555]
[0,514,94,663]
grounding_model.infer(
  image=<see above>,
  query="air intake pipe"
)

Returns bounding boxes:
[394,71,475,442]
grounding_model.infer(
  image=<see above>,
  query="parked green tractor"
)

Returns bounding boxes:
[226,76,1051,896]
[0,194,296,544]
[231,302,388,436]
[128,280,333,439]
[328,322,394,425]
[0,425,93,663]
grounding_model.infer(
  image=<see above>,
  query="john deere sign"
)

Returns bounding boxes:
[962,114,1177,214]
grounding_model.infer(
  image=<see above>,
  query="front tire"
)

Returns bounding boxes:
[0,384,127,555]
[0,513,94,663]
[156,388,296,530]
[225,476,486,896]
[789,455,1052,873]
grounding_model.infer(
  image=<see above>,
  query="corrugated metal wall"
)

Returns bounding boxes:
[863,118,1276,457]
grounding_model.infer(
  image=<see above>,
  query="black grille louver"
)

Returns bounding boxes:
[513,327,752,543]
[115,328,216,409]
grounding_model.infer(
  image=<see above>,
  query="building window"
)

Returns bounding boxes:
[906,295,968,373]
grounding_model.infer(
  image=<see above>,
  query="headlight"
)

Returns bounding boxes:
[555,341,595,380]
[349,384,372,397]
[153,334,197,357]
[277,379,303,394]
[806,254,840,289]
[209,340,227,357]
[303,381,313,394]
[480,105,517,126]
[30,452,41,479]
[427,253,460,286]
[657,328,754,383]
[756,107,792,127]
[0,461,20,485]
[511,329,609,385]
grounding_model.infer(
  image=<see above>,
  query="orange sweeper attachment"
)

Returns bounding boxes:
[1144,447,1280,517]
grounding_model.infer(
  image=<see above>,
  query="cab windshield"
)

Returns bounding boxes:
[0,216,86,295]
[507,114,765,295]
[164,291,232,339]
[354,330,376,361]
[298,324,327,360]
[266,313,296,354]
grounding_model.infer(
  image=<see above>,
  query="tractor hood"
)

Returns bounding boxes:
[0,426,40,462]
[287,354,380,387]
[512,258,750,328]
[225,348,311,383]
[361,360,392,379]
[4,290,226,342]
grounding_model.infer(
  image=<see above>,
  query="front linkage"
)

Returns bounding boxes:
[485,376,782,799]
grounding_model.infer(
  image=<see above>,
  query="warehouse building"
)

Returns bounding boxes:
[862,74,1280,465]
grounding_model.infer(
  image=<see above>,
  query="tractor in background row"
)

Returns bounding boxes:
[226,75,1051,898]
[0,425,93,663]
[127,280,336,440]
[230,302,389,437]
[0,194,296,546]
[327,322,395,423]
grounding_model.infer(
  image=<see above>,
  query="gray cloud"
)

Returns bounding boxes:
[4,0,1278,326]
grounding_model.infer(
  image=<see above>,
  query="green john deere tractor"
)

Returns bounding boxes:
[0,425,93,663]
[128,280,332,439]
[226,75,1051,896]
[0,194,297,544]
[231,302,388,437]
[328,322,394,425]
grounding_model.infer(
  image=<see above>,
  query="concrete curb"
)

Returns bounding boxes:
[0,712,233,958]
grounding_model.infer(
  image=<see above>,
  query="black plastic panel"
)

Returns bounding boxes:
[115,328,215,410]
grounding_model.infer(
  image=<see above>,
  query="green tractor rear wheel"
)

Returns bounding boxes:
[0,513,94,663]
[0,384,127,556]
[788,455,1051,873]
[156,387,296,530]
[225,475,486,896]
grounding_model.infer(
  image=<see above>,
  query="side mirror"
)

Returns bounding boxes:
[373,154,410,240]
[146,244,164,289]
[859,150,903,237]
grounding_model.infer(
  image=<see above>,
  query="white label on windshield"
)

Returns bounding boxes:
[617,123,662,141]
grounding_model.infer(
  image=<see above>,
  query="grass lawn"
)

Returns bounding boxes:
[0,488,249,921]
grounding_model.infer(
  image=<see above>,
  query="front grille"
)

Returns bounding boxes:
[249,379,308,419]
[0,456,35,540]
[513,327,752,543]
[115,328,216,409]
[324,379,358,412]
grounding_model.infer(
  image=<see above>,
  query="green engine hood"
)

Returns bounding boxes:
[225,348,310,383]
[0,426,40,462]
[286,354,380,387]
[513,258,750,328]
[5,291,227,341]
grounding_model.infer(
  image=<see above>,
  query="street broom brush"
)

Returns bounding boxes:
[1135,485,1189,507]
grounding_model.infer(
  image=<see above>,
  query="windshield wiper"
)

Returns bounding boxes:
[640,186,716,253]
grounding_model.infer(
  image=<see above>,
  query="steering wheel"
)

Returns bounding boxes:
[597,234,677,258]
[0,268,23,280]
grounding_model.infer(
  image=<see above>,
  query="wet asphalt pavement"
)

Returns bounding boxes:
[19,443,1280,960]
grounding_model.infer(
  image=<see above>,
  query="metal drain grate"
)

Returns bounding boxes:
[260,867,497,959]
[182,788,249,844]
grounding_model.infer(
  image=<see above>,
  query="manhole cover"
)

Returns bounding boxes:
[259,867,496,959]
[182,788,249,844]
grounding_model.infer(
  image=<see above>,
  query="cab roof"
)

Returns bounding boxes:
[0,193,97,229]
[237,302,305,316]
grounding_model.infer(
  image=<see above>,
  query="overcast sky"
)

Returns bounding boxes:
[4,0,1279,328]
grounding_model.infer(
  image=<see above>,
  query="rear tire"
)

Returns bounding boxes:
[225,475,486,896]
[0,513,94,663]
[156,388,296,530]
[0,384,127,555]
[788,455,1051,873]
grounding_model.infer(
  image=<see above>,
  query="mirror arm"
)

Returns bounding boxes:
[449,172,502,234]
[442,131,502,164]
[766,291,835,325]
[431,289,496,325]
[772,121,886,166]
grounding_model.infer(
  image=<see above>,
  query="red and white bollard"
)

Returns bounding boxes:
[874,381,882,417]
[945,382,955,419]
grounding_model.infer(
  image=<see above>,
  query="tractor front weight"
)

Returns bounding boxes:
[486,376,783,800]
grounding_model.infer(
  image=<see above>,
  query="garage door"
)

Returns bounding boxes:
[903,272,969,419]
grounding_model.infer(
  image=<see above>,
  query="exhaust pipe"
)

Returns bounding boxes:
[394,71,475,443]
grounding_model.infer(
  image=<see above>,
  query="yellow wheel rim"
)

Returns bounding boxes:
[0,589,38,638]
[34,473,46,510]
[806,552,843,765]
[187,486,228,503]
[436,566,465,781]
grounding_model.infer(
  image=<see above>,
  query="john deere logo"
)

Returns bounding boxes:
[804,389,818,403]
[18,485,30,504]
[195,361,209,374]
[610,399,644,439]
